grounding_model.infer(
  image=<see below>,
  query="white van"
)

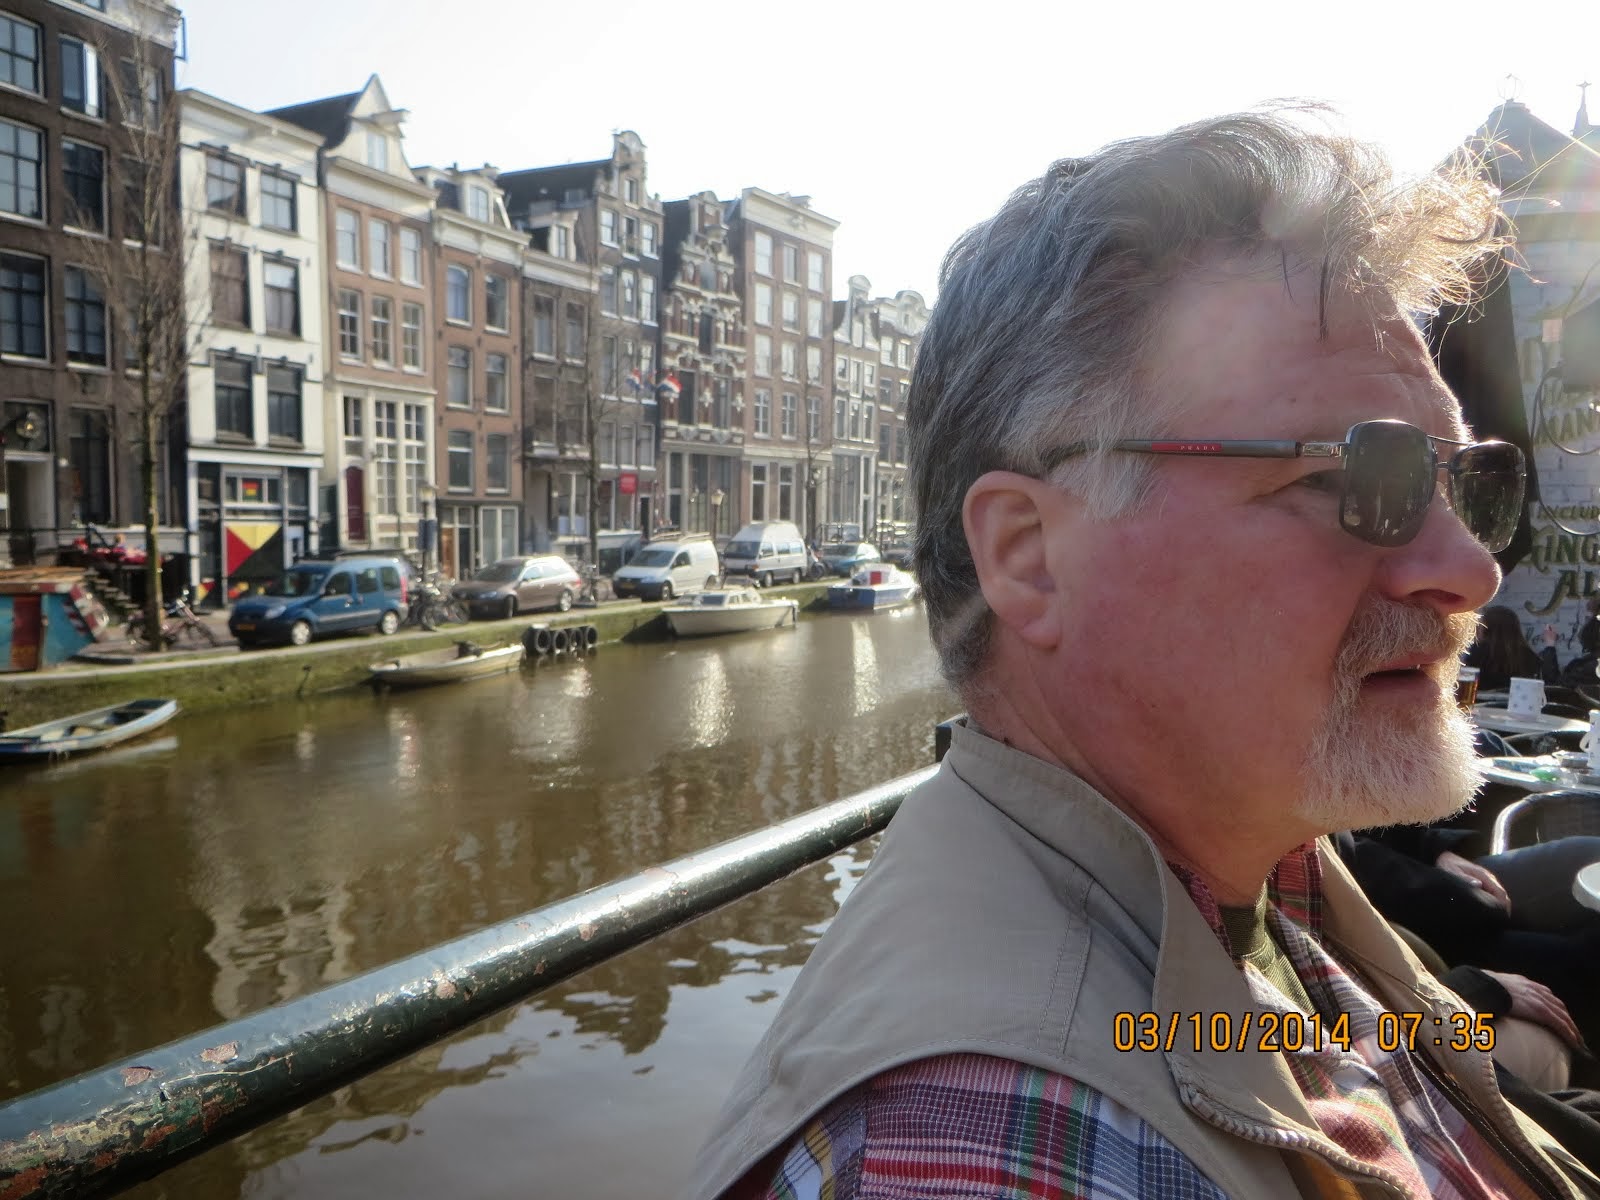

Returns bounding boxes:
[722,521,808,587]
[610,535,721,601]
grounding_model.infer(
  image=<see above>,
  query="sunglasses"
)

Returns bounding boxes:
[1042,419,1526,551]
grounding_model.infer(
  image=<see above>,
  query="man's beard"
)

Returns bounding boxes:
[1297,599,1483,831]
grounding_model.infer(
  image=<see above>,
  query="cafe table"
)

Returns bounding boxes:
[1470,705,1589,736]
[1576,862,1600,914]
[1482,756,1600,793]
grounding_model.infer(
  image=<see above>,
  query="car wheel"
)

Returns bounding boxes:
[502,596,518,621]
[660,583,674,602]
[704,575,719,591]
[759,572,772,589]
[378,610,400,636]
[557,588,574,612]
[289,620,313,647]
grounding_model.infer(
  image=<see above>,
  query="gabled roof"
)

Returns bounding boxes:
[1469,101,1600,191]
[266,89,361,147]
[498,159,611,213]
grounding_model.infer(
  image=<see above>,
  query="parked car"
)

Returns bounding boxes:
[611,536,721,601]
[722,521,808,587]
[229,557,408,647]
[452,556,582,619]
[818,541,881,577]
[880,540,915,569]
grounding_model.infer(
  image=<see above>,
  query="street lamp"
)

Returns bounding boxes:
[710,487,725,537]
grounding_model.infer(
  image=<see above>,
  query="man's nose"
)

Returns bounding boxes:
[1373,494,1502,616]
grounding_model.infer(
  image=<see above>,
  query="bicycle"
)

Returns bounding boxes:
[406,573,469,630]
[122,588,221,650]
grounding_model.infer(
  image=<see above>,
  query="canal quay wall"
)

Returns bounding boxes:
[2,582,835,728]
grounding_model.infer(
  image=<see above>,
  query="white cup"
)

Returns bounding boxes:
[1584,711,1600,771]
[1507,676,1546,718]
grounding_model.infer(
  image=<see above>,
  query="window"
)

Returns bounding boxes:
[780,341,797,380]
[264,260,299,336]
[754,389,771,436]
[600,334,617,395]
[806,345,821,385]
[267,364,302,442]
[209,243,249,328]
[205,151,244,215]
[400,227,421,285]
[532,295,555,356]
[639,424,655,467]
[368,219,391,277]
[484,274,508,330]
[486,352,508,411]
[781,392,797,438]
[642,221,657,256]
[486,433,509,490]
[373,401,398,513]
[865,362,876,388]
[403,404,426,513]
[64,266,105,364]
[261,171,296,231]
[61,139,104,232]
[624,177,638,204]
[754,231,772,276]
[401,301,423,369]
[836,354,849,384]
[0,117,42,219]
[564,303,584,360]
[58,38,99,116]
[754,282,772,326]
[446,264,470,322]
[69,408,110,524]
[807,251,824,292]
[804,298,822,339]
[335,210,359,269]
[599,267,616,315]
[551,224,569,259]
[782,245,799,282]
[834,395,846,438]
[600,208,618,246]
[448,429,473,489]
[1,251,45,356]
[118,58,159,128]
[621,269,637,319]
[342,395,362,456]
[1,13,40,95]
[337,289,361,359]
[370,295,392,364]
[807,393,820,441]
[754,334,772,377]
[623,215,638,252]
[365,131,387,171]
[599,421,615,465]
[619,422,635,467]
[214,356,252,437]
[898,341,911,368]
[782,292,799,329]
[640,274,656,323]
[467,185,490,223]
[447,345,471,407]
[750,463,766,519]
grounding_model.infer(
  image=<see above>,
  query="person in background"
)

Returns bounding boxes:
[688,111,1599,1199]
[1465,604,1560,691]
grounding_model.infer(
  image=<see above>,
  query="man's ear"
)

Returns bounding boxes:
[963,471,1064,650]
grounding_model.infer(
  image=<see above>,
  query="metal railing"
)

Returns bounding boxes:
[0,761,942,1199]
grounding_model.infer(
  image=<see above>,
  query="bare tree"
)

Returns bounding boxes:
[578,311,643,572]
[74,16,200,648]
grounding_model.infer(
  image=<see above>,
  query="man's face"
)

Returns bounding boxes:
[1040,260,1500,843]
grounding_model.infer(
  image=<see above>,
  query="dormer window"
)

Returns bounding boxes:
[365,131,387,171]
[467,185,491,223]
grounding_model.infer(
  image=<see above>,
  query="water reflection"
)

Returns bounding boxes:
[4,608,952,1199]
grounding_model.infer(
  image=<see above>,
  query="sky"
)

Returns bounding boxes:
[172,0,1600,304]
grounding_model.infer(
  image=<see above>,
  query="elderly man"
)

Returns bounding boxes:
[690,113,1600,1199]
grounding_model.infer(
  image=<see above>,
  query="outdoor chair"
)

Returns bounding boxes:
[1491,790,1600,854]
[1543,685,1595,710]
[1540,701,1593,721]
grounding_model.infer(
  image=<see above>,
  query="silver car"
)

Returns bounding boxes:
[453,556,581,620]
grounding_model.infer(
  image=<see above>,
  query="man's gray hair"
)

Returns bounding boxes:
[907,109,1503,690]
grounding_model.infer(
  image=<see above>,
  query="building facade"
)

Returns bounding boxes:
[271,76,437,561]
[500,132,662,553]
[179,88,326,603]
[866,286,926,538]
[657,190,745,537]
[830,274,879,535]
[726,187,836,537]
[418,163,523,575]
[0,0,180,567]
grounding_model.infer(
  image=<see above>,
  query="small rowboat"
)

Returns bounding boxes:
[0,699,180,760]
[368,641,525,689]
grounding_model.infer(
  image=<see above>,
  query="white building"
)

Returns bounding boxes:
[179,89,327,604]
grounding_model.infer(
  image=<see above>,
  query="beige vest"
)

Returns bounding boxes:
[687,723,1598,1199]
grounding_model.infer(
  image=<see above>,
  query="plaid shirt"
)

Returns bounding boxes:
[745,845,1545,1200]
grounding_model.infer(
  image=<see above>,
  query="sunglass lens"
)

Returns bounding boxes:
[1342,422,1434,546]
[1450,442,1525,553]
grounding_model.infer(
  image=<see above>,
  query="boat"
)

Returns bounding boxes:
[827,564,920,611]
[663,587,799,638]
[0,698,179,760]
[368,641,525,689]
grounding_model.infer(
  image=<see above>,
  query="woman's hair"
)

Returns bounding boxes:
[1474,605,1537,681]
[907,108,1504,692]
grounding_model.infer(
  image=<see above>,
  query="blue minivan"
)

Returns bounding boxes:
[229,557,407,648]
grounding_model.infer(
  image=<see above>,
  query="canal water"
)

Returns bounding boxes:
[0,605,955,1198]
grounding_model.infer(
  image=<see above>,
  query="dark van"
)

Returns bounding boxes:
[229,557,407,648]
